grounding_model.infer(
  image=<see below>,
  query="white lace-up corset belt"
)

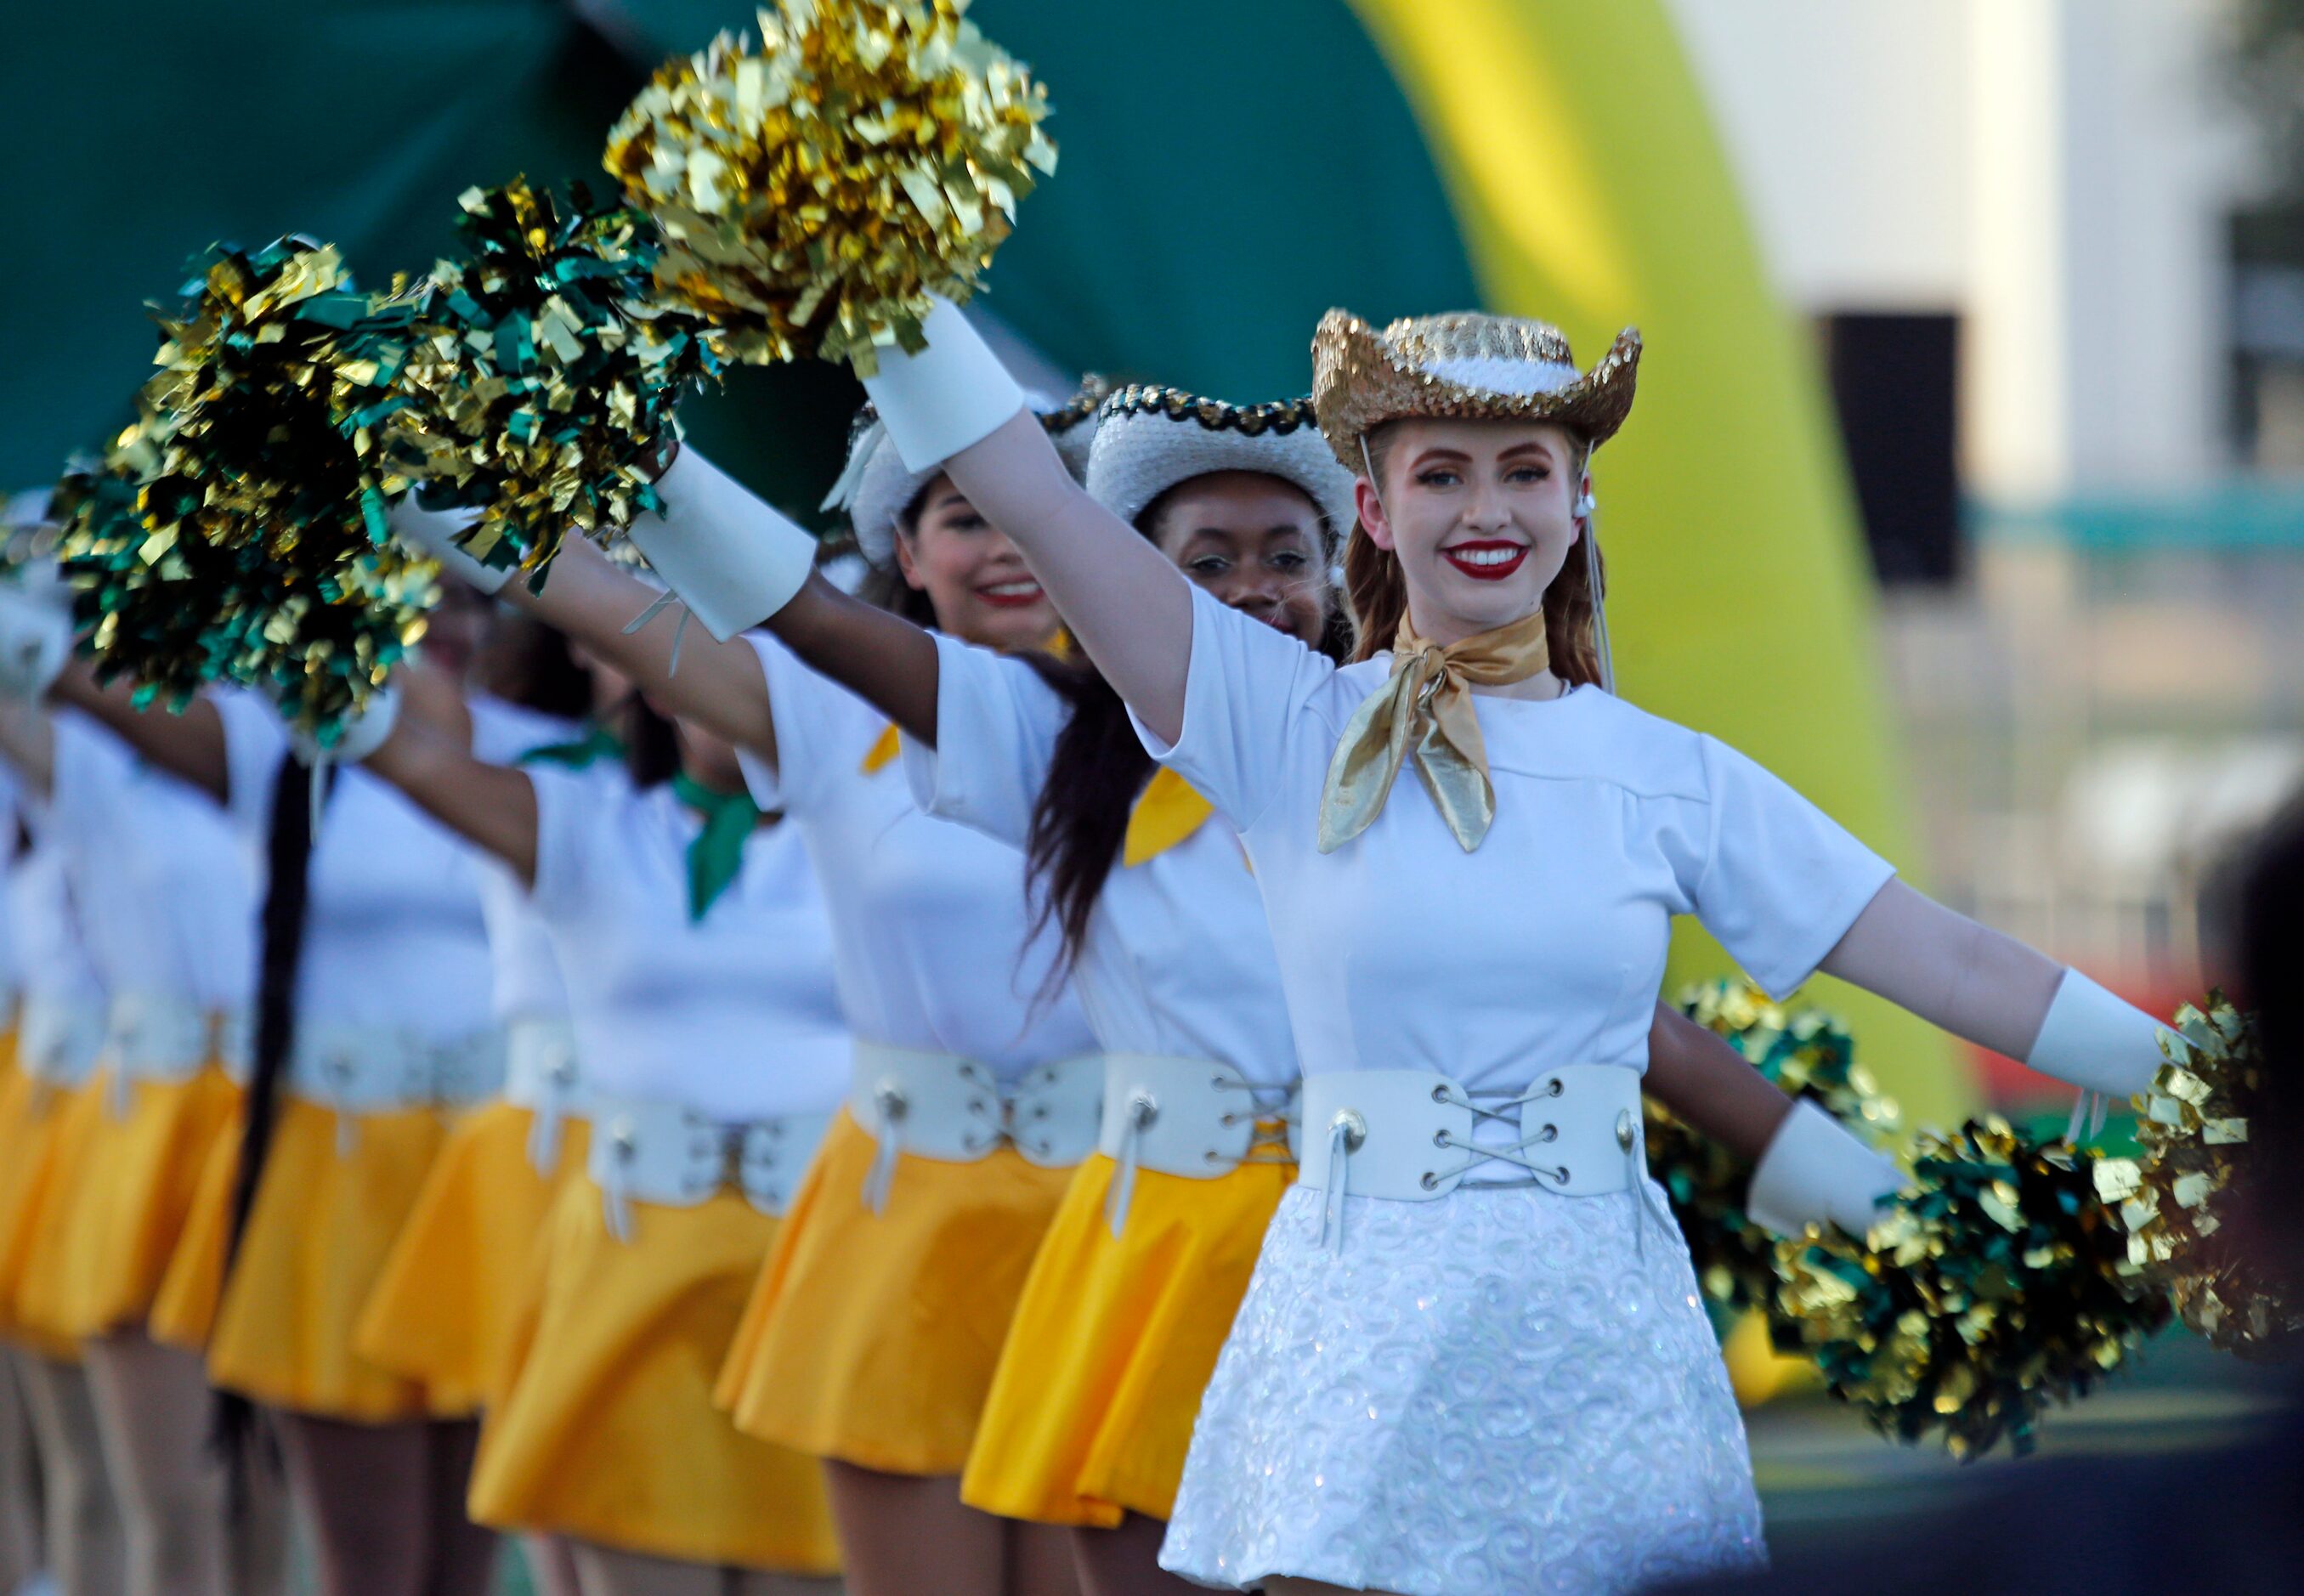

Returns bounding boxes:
[587,1095,834,1241]
[1299,1067,1675,1255]
[846,1041,1106,1214]
[16,993,107,1091]
[286,1025,510,1157]
[502,1017,586,1175]
[1098,1055,1299,1237]
[99,993,246,1116]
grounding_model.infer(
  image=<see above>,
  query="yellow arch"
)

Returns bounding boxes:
[1347,0,1968,1124]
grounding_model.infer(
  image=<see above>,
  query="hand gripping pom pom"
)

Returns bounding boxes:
[2093,995,2302,1356]
[1645,980,1899,1316]
[363,178,727,580]
[49,241,438,738]
[1768,1117,2171,1460]
[603,0,1058,374]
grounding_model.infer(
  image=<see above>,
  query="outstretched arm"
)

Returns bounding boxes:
[861,303,1196,744]
[401,485,945,763]
[1820,879,2163,1098]
[1643,1002,1792,1163]
[0,695,54,801]
[49,663,229,804]
[360,697,541,886]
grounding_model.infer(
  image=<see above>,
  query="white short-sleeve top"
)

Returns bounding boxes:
[527,764,848,1123]
[217,693,568,1041]
[6,814,104,1017]
[475,863,569,1027]
[1137,586,1897,1096]
[47,712,256,1015]
[737,634,1096,1084]
[903,635,1300,1089]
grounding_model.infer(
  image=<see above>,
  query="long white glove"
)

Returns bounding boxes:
[1746,1100,1904,1240]
[2026,970,2174,1099]
[622,449,820,641]
[387,498,512,597]
[0,563,73,701]
[286,684,402,767]
[857,296,1028,472]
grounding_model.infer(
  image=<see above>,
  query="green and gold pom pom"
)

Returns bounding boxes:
[1646,981,1898,1316]
[51,241,436,738]
[1769,1118,2170,1459]
[366,178,725,578]
[604,0,1057,372]
[2093,996,2300,1355]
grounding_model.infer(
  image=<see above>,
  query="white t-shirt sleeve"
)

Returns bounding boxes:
[524,763,602,921]
[1128,582,1337,832]
[44,716,135,851]
[213,691,292,842]
[471,699,577,765]
[1686,735,1898,999]
[899,635,1067,848]
[739,632,869,817]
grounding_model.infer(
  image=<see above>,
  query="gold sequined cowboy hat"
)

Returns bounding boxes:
[1311,309,1643,473]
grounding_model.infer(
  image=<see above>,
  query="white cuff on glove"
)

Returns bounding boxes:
[622,450,818,641]
[858,297,1028,472]
[288,684,401,767]
[2026,969,2173,1099]
[1746,1100,1903,1240]
[0,567,73,701]
[388,499,512,597]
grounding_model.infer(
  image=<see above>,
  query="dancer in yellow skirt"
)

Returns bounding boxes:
[558,382,1847,1596]
[30,584,580,1596]
[394,394,1105,1596]
[349,635,847,1593]
[0,741,122,1595]
[354,625,612,1596]
[0,675,290,1596]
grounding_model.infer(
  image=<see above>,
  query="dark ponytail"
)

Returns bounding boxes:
[1017,655,1152,978]
[213,753,326,1466]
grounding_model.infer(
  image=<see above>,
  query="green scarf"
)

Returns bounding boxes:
[671,771,761,921]
[518,723,626,771]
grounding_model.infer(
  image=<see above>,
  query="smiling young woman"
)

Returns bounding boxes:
[749,297,2182,1596]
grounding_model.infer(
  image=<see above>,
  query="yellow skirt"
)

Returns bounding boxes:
[961,1152,1295,1526]
[13,1063,241,1343]
[201,1098,464,1423]
[355,1104,592,1411]
[147,1096,242,1353]
[716,1109,1076,1477]
[469,1177,839,1573]
[0,1066,95,1365]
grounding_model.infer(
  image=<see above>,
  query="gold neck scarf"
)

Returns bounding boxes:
[1317,608,1553,853]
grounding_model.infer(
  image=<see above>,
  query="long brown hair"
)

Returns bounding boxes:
[1345,421,1607,686]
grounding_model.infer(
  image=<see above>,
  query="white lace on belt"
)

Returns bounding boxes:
[1105,1072,1296,1239]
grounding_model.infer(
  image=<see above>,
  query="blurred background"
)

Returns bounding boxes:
[4,0,2299,1576]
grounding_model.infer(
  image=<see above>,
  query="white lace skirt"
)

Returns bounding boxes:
[1158,1181,1767,1596]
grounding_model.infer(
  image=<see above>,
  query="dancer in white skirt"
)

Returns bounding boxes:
[632,299,2181,1596]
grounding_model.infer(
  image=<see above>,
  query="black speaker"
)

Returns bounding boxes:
[1820,313,1962,587]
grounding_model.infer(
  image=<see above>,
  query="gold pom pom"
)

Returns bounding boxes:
[2094,995,2302,1355]
[604,0,1057,373]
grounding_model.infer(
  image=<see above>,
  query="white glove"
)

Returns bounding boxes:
[1746,1100,1904,1240]
[622,449,819,641]
[858,296,1028,472]
[2026,969,2175,1099]
[288,684,401,767]
[0,563,73,701]
[388,498,512,597]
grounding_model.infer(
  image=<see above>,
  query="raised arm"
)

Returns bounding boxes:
[360,698,541,886]
[860,302,1197,744]
[396,480,945,763]
[0,694,54,801]
[49,663,229,804]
